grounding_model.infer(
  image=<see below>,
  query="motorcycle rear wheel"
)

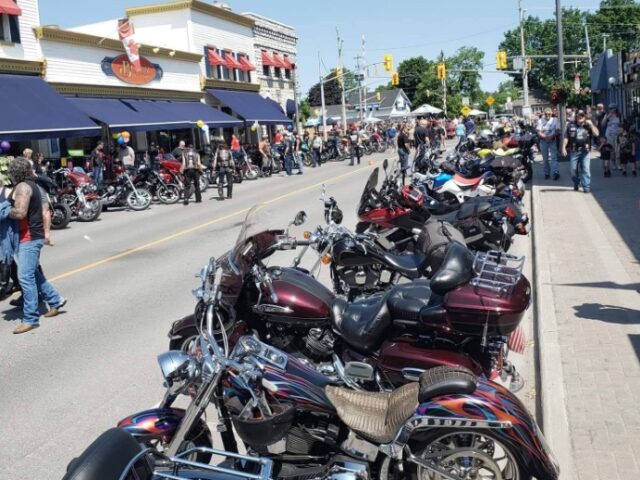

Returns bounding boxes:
[244,167,259,180]
[303,153,313,167]
[51,203,72,230]
[157,184,181,205]
[126,189,152,211]
[198,175,209,193]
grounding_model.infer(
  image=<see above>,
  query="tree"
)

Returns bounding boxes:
[588,0,640,56]
[397,56,431,104]
[447,47,485,103]
[487,80,520,113]
[306,68,356,106]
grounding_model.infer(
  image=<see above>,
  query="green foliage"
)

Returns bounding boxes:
[0,156,12,185]
[299,100,311,122]
[397,56,431,104]
[306,68,356,106]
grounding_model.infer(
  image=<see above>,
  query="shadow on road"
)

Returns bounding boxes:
[629,335,640,363]
[557,281,640,292]
[573,302,640,324]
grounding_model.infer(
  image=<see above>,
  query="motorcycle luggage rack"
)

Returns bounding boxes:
[470,250,525,296]
[119,446,273,480]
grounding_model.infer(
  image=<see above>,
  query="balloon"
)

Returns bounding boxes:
[0,141,10,150]
[250,124,258,132]
[121,131,131,141]
[112,133,120,139]
[117,136,126,145]
[286,124,293,131]
[196,120,204,128]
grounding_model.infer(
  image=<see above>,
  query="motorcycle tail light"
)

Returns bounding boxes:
[321,255,331,265]
[503,207,517,219]
[303,231,311,240]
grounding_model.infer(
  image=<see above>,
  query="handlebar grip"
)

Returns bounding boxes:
[296,240,310,246]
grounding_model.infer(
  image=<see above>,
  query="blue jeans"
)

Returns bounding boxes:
[539,139,559,176]
[570,150,591,191]
[93,165,103,187]
[295,152,304,172]
[284,155,293,175]
[17,239,62,325]
[398,149,409,172]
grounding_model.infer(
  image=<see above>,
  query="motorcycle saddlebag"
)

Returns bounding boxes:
[416,219,466,272]
[489,155,522,171]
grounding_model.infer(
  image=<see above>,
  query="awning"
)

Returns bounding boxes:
[224,52,243,70]
[271,53,287,69]
[286,99,296,118]
[281,56,293,70]
[0,0,21,15]
[206,89,292,125]
[238,55,256,72]
[68,98,242,132]
[261,51,274,67]
[0,74,100,140]
[208,49,225,66]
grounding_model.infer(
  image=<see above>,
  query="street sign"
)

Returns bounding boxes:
[486,96,495,106]
[462,96,469,106]
[513,56,524,71]
[461,105,471,117]
[489,108,496,118]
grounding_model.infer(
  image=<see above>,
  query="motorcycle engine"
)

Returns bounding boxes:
[304,328,335,360]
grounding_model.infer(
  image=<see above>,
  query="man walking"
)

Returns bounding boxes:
[181,145,202,205]
[7,157,65,334]
[397,125,411,184]
[537,108,560,180]
[561,110,599,193]
[89,141,105,187]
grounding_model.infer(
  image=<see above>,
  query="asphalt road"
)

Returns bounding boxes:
[0,151,534,479]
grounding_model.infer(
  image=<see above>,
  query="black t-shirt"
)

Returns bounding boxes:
[398,132,410,153]
[566,122,592,151]
[414,125,429,145]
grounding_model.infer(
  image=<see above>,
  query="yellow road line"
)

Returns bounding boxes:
[49,163,376,282]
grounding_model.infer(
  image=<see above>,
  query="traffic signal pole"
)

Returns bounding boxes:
[519,0,531,118]
[319,51,328,140]
[336,28,347,131]
[556,0,566,146]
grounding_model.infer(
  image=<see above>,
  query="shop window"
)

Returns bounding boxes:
[0,14,21,43]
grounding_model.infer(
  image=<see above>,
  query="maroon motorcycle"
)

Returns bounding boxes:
[52,168,102,222]
[168,206,529,391]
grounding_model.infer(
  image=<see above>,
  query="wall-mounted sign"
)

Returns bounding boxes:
[101,55,163,85]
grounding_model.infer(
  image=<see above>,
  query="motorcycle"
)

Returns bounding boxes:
[232,147,260,183]
[133,163,181,205]
[100,166,152,211]
[168,206,530,390]
[51,168,102,223]
[34,174,73,230]
[114,258,559,480]
[160,159,209,198]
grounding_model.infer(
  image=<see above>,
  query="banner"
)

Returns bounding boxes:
[118,18,141,73]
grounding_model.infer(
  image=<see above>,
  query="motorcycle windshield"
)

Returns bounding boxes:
[357,167,379,215]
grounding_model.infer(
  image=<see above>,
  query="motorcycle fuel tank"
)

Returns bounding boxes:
[256,267,334,327]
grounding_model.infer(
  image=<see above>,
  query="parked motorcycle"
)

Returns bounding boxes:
[51,168,102,223]
[100,167,152,211]
[160,159,209,199]
[119,261,558,480]
[34,174,73,230]
[232,147,260,183]
[168,206,530,391]
[134,163,181,205]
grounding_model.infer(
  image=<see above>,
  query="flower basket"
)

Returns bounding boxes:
[549,82,570,105]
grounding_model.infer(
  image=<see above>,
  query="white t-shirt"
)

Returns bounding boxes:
[119,146,135,166]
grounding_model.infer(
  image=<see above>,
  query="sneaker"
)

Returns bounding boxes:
[44,298,67,318]
[583,188,591,194]
[573,185,579,191]
[544,174,550,180]
[9,296,23,307]
[553,173,560,180]
[13,323,39,334]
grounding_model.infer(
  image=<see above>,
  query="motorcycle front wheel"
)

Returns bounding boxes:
[157,184,181,204]
[126,189,152,211]
[244,166,259,180]
[77,199,102,222]
[303,153,313,167]
[51,203,72,230]
[198,175,209,193]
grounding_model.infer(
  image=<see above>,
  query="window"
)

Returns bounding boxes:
[205,46,223,79]
[274,67,281,79]
[284,55,292,80]
[262,64,270,77]
[236,54,246,82]
[220,50,231,81]
[0,13,21,43]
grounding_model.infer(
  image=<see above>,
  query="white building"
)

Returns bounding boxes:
[0,0,42,74]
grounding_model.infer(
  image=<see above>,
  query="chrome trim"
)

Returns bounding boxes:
[401,367,426,382]
[252,304,293,314]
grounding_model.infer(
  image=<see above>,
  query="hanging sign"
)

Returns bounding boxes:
[101,55,163,85]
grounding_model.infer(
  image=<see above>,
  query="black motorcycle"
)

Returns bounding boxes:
[134,163,181,205]
[100,169,152,211]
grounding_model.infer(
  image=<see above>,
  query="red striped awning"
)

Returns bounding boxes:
[281,56,293,70]
[0,0,21,15]
[261,51,274,67]
[271,53,287,69]
[207,49,225,66]
[224,52,243,70]
[238,55,257,72]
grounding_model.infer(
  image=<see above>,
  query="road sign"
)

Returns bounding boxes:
[486,96,495,106]
[461,105,471,117]
[462,96,469,106]
[489,108,496,118]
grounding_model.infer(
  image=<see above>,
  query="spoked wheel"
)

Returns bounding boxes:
[303,153,313,167]
[157,184,181,204]
[51,203,72,230]
[77,199,102,222]
[411,430,530,480]
[126,188,152,211]
[198,175,209,193]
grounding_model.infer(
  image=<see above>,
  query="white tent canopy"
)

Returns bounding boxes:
[468,109,487,117]
[410,104,443,116]
[363,116,384,123]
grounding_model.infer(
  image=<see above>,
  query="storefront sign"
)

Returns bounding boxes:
[101,55,163,85]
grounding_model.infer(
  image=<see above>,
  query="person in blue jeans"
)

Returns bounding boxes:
[561,110,599,193]
[6,157,66,334]
[536,108,560,179]
[283,133,294,176]
[89,141,105,187]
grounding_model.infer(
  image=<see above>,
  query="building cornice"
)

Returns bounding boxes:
[49,82,203,101]
[202,77,260,92]
[33,26,203,63]
[126,1,255,28]
[0,58,45,75]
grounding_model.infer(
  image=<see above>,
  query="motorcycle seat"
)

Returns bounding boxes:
[331,294,390,352]
[325,366,477,444]
[387,280,433,321]
[456,199,493,219]
[430,241,475,295]
[380,252,428,279]
[452,173,483,187]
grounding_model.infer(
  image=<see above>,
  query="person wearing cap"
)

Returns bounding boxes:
[536,108,561,180]
[602,104,623,171]
[561,110,599,193]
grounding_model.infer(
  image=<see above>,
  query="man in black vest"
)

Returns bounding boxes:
[181,145,203,205]
[7,157,65,334]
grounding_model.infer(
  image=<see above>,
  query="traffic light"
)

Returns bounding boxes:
[437,63,446,80]
[391,71,399,86]
[383,53,393,72]
[496,51,508,70]
[376,91,381,101]
[526,57,532,72]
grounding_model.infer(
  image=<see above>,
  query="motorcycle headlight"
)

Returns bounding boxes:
[157,351,198,394]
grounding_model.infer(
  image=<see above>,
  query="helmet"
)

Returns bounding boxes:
[231,402,295,447]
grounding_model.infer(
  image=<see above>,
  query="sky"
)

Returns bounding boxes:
[39,0,603,95]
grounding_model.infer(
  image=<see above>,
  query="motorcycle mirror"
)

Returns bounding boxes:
[293,211,307,226]
[383,158,389,171]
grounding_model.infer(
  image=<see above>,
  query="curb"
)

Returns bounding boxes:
[531,180,576,479]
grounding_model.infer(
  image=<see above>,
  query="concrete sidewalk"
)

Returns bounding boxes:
[532,155,640,480]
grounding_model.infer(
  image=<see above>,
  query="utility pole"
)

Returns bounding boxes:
[361,35,367,120]
[336,28,347,131]
[603,33,609,52]
[584,23,592,69]
[441,51,447,116]
[319,51,328,140]
[556,0,566,146]
[355,54,364,123]
[519,0,530,118]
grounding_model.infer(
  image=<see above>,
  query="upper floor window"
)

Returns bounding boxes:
[261,50,273,77]
[0,12,21,44]
[284,55,292,80]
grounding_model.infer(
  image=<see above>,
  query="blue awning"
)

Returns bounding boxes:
[206,89,292,125]
[0,74,101,140]
[68,98,242,132]
[286,99,296,118]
